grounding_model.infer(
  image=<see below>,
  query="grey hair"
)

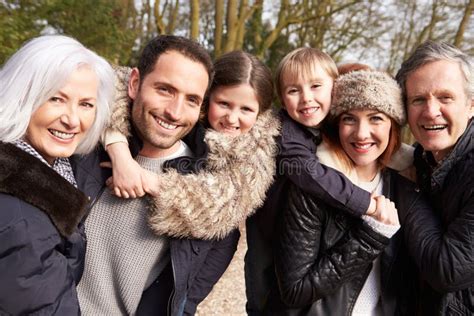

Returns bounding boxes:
[0,35,115,154]
[396,40,473,103]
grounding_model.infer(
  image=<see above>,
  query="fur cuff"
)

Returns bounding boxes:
[148,110,281,240]
[109,65,133,138]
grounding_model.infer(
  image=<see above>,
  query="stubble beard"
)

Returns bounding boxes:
[131,98,188,152]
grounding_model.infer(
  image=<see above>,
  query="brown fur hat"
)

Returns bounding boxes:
[331,70,406,125]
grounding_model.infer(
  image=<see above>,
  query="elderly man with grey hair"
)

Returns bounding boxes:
[395,41,474,314]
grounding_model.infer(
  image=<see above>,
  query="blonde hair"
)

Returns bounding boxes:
[275,47,338,104]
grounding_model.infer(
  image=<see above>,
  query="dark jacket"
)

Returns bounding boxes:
[245,110,371,314]
[71,123,239,316]
[405,120,474,315]
[271,168,420,315]
[0,143,88,315]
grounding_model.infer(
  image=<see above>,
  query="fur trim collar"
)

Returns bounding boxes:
[0,143,88,237]
[148,110,281,240]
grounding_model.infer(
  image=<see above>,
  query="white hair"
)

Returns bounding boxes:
[0,35,115,154]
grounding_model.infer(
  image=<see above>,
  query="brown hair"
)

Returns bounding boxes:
[275,47,338,105]
[137,35,214,89]
[323,116,401,172]
[202,50,273,122]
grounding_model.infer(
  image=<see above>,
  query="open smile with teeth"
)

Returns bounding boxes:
[299,107,319,115]
[49,129,75,140]
[156,118,178,130]
[422,124,447,131]
[353,142,374,150]
[221,123,239,131]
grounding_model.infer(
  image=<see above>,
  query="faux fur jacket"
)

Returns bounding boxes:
[107,66,281,240]
[149,109,280,240]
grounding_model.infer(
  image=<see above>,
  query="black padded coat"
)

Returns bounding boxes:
[0,143,88,315]
[407,120,474,315]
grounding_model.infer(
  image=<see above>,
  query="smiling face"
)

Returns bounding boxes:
[129,50,209,158]
[339,109,392,180]
[281,64,333,128]
[406,60,474,162]
[25,67,98,164]
[207,84,259,136]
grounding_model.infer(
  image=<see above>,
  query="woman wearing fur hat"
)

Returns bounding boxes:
[271,68,426,315]
[0,35,114,314]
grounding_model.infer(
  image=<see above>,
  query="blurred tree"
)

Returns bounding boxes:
[454,0,473,47]
[0,0,44,64]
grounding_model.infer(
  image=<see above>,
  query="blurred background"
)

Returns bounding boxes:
[1,0,472,140]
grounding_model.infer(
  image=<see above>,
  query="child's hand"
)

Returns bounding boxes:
[141,169,160,197]
[368,195,400,226]
[102,142,146,199]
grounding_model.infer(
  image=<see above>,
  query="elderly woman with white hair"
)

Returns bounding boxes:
[0,35,114,314]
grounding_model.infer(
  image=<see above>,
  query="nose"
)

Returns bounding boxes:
[354,120,371,140]
[164,95,185,121]
[301,87,313,104]
[60,104,80,128]
[423,97,442,119]
[226,110,238,124]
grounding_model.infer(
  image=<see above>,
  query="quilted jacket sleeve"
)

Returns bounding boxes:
[401,178,474,292]
[274,185,389,307]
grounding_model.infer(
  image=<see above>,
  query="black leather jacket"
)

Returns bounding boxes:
[271,168,420,316]
[406,120,474,315]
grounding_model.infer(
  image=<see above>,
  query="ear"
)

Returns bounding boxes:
[469,97,474,119]
[128,68,140,100]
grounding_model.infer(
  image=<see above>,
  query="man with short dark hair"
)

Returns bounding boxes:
[73,35,238,315]
[396,41,474,314]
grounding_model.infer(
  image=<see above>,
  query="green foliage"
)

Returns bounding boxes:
[0,0,138,65]
[0,1,44,64]
[42,0,137,64]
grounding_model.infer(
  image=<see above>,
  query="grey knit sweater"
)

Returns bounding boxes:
[77,142,191,315]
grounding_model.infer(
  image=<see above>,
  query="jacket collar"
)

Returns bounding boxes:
[0,143,88,237]
[415,119,474,190]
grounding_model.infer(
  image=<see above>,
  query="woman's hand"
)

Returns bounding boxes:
[369,195,400,226]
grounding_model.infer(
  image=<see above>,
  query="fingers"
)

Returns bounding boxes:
[371,196,399,226]
[105,176,145,199]
[100,161,113,169]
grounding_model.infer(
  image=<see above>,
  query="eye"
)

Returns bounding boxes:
[187,96,200,107]
[219,101,229,108]
[80,101,95,108]
[311,83,322,89]
[287,88,298,94]
[370,115,384,123]
[340,115,356,124]
[410,97,425,106]
[242,106,256,113]
[439,95,454,103]
[49,96,64,103]
[157,85,171,94]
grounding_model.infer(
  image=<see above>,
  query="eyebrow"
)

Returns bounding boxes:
[56,90,97,101]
